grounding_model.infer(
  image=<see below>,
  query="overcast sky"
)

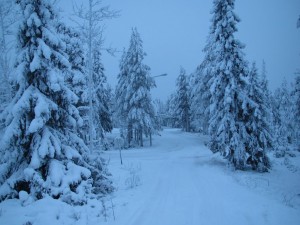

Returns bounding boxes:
[64,0,300,101]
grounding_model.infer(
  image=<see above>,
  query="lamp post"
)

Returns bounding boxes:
[152,73,167,78]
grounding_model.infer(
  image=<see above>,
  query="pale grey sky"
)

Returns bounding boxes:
[63,0,300,101]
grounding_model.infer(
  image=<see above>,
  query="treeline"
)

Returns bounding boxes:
[0,0,162,204]
[163,0,300,172]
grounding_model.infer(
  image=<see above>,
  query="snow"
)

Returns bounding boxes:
[0,128,300,225]
[30,52,41,72]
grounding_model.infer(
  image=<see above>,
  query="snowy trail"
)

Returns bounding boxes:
[107,129,300,225]
[0,129,299,225]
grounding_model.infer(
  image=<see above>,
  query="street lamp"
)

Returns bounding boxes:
[152,73,167,78]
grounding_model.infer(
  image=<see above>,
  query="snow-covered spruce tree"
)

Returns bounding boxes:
[190,64,210,134]
[164,93,180,128]
[175,67,191,132]
[56,24,112,190]
[259,60,273,145]
[56,23,89,142]
[92,40,113,138]
[190,4,220,135]
[245,62,271,171]
[259,61,272,113]
[272,79,293,149]
[152,99,165,130]
[291,75,300,150]
[0,0,112,204]
[126,28,156,147]
[116,28,156,147]
[115,49,130,144]
[207,0,251,169]
[293,17,300,149]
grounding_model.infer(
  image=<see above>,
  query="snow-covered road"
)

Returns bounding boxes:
[1,128,299,225]
[107,129,300,225]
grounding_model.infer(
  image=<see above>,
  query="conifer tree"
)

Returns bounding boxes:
[73,0,117,148]
[115,49,130,143]
[272,79,293,148]
[0,0,112,203]
[165,93,180,128]
[190,64,209,134]
[92,40,113,137]
[291,75,300,149]
[259,61,272,114]
[190,5,220,134]
[175,67,190,132]
[207,0,251,169]
[127,28,156,146]
[56,23,89,141]
[245,62,271,171]
[115,28,156,147]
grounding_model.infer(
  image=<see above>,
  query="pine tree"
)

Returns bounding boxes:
[175,67,190,132]
[207,0,251,169]
[0,0,112,204]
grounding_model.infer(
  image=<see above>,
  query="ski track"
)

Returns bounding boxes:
[107,129,300,225]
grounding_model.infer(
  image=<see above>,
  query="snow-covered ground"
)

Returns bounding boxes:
[1,128,300,225]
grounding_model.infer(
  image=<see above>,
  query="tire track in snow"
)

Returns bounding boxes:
[108,129,300,225]
[120,130,205,225]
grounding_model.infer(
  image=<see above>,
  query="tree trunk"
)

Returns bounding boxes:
[127,123,132,146]
[140,129,143,147]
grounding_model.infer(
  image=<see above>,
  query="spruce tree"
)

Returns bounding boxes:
[245,62,271,171]
[115,49,130,144]
[273,79,293,148]
[190,64,210,134]
[92,40,113,137]
[0,0,112,203]
[190,4,220,135]
[165,93,180,128]
[56,23,89,142]
[126,28,156,146]
[175,67,190,132]
[259,61,272,119]
[115,28,156,147]
[291,75,300,149]
[207,0,251,169]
